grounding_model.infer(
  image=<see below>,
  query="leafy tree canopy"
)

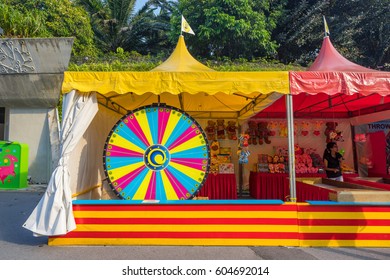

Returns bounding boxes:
[0,0,97,57]
[170,0,286,59]
[274,0,389,68]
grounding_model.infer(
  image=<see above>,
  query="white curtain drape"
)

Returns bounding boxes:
[23,90,98,236]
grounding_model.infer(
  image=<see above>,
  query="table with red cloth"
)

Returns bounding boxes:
[296,180,336,202]
[198,173,237,199]
[249,172,358,201]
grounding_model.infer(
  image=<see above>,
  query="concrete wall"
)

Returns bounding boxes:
[6,108,53,184]
[0,38,73,184]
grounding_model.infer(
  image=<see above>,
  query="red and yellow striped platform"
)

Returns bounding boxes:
[298,202,390,247]
[48,200,390,247]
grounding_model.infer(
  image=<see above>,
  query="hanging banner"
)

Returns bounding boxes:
[367,121,390,132]
[367,120,390,175]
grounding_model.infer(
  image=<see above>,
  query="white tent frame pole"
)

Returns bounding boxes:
[286,94,297,202]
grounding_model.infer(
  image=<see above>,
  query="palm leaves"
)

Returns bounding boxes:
[77,0,175,54]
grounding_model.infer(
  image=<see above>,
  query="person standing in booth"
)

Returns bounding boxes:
[323,142,344,181]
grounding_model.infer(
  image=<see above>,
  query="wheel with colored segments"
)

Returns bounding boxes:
[103,104,210,200]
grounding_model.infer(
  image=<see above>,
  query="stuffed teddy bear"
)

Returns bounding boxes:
[210,140,220,157]
[324,122,338,143]
[226,121,238,140]
[279,121,288,137]
[246,121,258,145]
[313,120,323,136]
[258,121,271,145]
[205,120,216,141]
[216,119,226,139]
[301,121,310,136]
[278,163,286,173]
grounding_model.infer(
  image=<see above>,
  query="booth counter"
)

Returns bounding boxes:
[249,172,359,201]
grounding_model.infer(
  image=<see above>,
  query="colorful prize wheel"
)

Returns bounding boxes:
[103,104,210,200]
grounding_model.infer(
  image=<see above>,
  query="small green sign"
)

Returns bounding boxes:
[0,141,28,189]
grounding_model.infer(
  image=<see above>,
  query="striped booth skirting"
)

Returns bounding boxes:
[48,200,390,247]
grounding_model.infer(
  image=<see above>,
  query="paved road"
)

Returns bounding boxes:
[1,188,390,260]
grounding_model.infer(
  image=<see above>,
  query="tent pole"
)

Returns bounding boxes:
[239,163,243,198]
[286,94,296,202]
[238,123,243,197]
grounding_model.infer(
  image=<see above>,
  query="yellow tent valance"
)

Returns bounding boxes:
[62,36,289,119]
[62,71,289,96]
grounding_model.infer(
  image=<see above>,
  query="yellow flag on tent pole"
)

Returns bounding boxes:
[181,15,195,35]
[323,16,330,37]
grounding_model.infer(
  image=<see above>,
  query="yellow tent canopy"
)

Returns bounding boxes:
[151,35,214,72]
[62,36,289,119]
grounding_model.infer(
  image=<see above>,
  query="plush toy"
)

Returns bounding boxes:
[310,152,325,169]
[279,122,288,137]
[258,121,271,145]
[354,133,367,142]
[226,121,238,140]
[268,121,278,136]
[275,146,288,157]
[278,163,286,173]
[294,144,303,155]
[324,122,338,143]
[341,163,355,173]
[246,121,258,145]
[239,134,249,147]
[333,130,344,142]
[216,119,226,139]
[237,134,250,164]
[301,121,310,136]
[210,140,220,157]
[205,120,216,141]
[313,120,323,136]
[359,157,373,168]
[238,149,250,164]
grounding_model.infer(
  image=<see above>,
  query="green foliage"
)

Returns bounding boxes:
[75,0,136,52]
[171,0,285,59]
[69,50,160,71]
[68,51,303,72]
[127,0,176,56]
[1,0,387,69]
[0,0,98,57]
[274,0,389,68]
[209,58,304,71]
[0,2,49,37]
[75,0,176,55]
